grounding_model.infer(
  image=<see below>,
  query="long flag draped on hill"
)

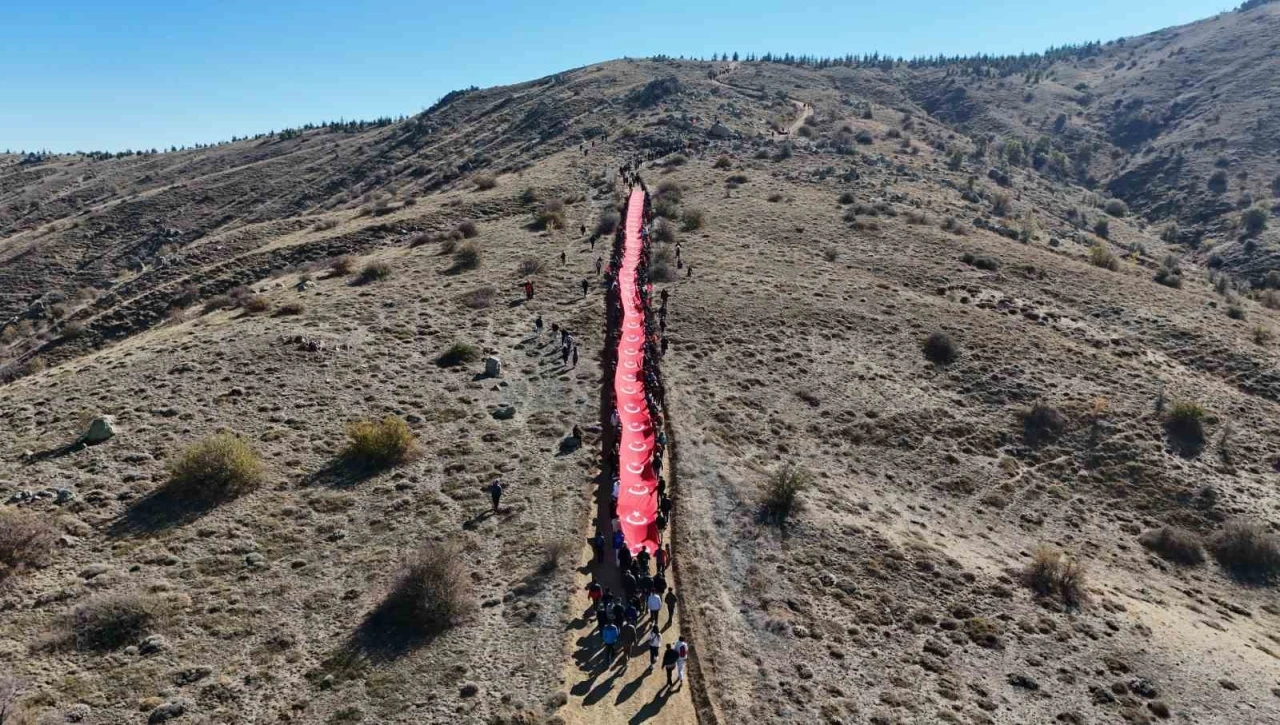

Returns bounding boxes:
[615,188,660,554]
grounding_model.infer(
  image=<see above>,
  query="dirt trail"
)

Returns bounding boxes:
[557,183,696,725]
[785,100,813,134]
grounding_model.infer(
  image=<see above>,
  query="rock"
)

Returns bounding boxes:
[64,704,92,722]
[491,404,516,420]
[319,674,335,690]
[460,682,479,697]
[485,356,502,378]
[6,491,31,504]
[139,634,167,655]
[82,416,117,444]
[79,563,111,580]
[55,488,75,504]
[245,553,267,569]
[1090,685,1116,704]
[173,666,212,685]
[1218,679,1239,691]
[147,700,189,723]
[795,663,814,680]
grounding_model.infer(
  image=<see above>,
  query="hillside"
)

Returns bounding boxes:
[2,3,1280,724]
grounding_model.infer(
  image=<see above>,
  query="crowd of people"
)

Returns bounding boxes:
[588,173,690,688]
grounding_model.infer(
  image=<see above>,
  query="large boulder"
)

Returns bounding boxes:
[484,356,502,378]
[82,416,116,445]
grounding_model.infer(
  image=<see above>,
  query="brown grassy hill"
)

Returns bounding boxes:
[1,5,1279,724]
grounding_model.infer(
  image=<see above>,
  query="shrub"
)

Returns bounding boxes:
[436,342,479,367]
[1139,526,1205,566]
[1023,546,1086,607]
[855,130,873,145]
[960,252,999,271]
[167,434,265,504]
[905,210,928,225]
[680,208,705,232]
[344,416,420,469]
[1211,521,1280,584]
[713,156,733,169]
[837,191,855,204]
[767,192,785,203]
[1154,258,1182,288]
[517,257,544,276]
[991,192,1012,216]
[241,295,271,314]
[656,181,682,203]
[62,320,87,339]
[377,542,473,638]
[459,286,497,309]
[1241,205,1268,236]
[456,220,479,238]
[453,242,481,271]
[533,199,566,230]
[539,540,574,574]
[1088,244,1119,271]
[651,245,678,282]
[472,174,497,191]
[923,331,958,365]
[726,174,749,185]
[312,218,340,232]
[1165,401,1206,449]
[275,302,305,316]
[823,246,839,262]
[356,261,392,284]
[1103,198,1129,217]
[1093,217,1111,238]
[330,255,356,276]
[654,196,680,220]
[439,236,459,255]
[1226,303,1246,320]
[1022,403,1066,446]
[1254,325,1274,345]
[941,216,966,235]
[595,211,620,236]
[0,511,54,584]
[67,593,161,651]
[653,218,677,244]
[759,465,810,525]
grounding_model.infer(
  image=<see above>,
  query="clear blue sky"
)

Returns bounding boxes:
[0,0,1232,153]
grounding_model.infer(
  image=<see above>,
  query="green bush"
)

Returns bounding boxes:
[1103,198,1129,217]
[1242,205,1268,236]
[759,465,810,525]
[344,416,420,469]
[1093,217,1111,239]
[167,434,264,504]
[1088,243,1119,271]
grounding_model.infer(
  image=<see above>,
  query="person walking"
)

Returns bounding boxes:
[665,588,678,625]
[661,643,678,686]
[647,590,662,625]
[652,571,667,596]
[588,580,603,606]
[561,250,567,265]
[486,479,503,513]
[621,620,637,661]
[589,532,605,564]
[595,256,603,276]
[571,345,579,368]
[647,627,662,668]
[675,637,689,684]
[601,622,619,665]
[612,530,625,567]
[524,280,535,300]
[655,545,669,574]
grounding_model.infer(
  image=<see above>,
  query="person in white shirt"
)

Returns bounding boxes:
[646,628,662,668]
[647,591,662,625]
[675,636,688,684]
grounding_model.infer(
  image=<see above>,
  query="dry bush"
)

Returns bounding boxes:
[905,210,929,225]
[330,255,356,276]
[990,191,1012,216]
[357,261,392,284]
[534,199,566,230]
[653,196,680,220]
[1211,521,1280,584]
[1139,526,1205,565]
[651,245,678,282]
[459,286,497,309]
[1023,546,1086,607]
[0,511,54,585]
[166,434,264,505]
[653,218,677,244]
[726,174,749,185]
[62,320,87,339]
[822,246,839,262]
[837,191,855,204]
[759,465,810,526]
[767,192,785,203]
[680,208,706,231]
[960,252,999,271]
[1103,198,1129,217]
[439,236,459,255]
[941,216,966,235]
[456,220,479,238]
[1088,244,1119,271]
[453,242,481,270]
[344,416,420,469]
[377,542,473,638]
[923,331,958,364]
[312,218,339,232]
[1226,303,1246,320]
[275,302,304,316]
[517,257,545,276]
[473,174,497,191]
[539,539,575,574]
[241,295,271,314]
[1022,403,1066,446]
[65,592,161,651]
[436,342,480,367]
[713,156,733,169]
[595,211,620,236]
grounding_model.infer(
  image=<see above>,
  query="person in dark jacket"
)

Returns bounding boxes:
[661,643,678,685]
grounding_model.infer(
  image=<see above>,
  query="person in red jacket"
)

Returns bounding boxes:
[523,280,534,300]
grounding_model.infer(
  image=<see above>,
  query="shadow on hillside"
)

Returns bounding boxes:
[24,440,86,464]
[302,458,380,489]
[107,485,221,537]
